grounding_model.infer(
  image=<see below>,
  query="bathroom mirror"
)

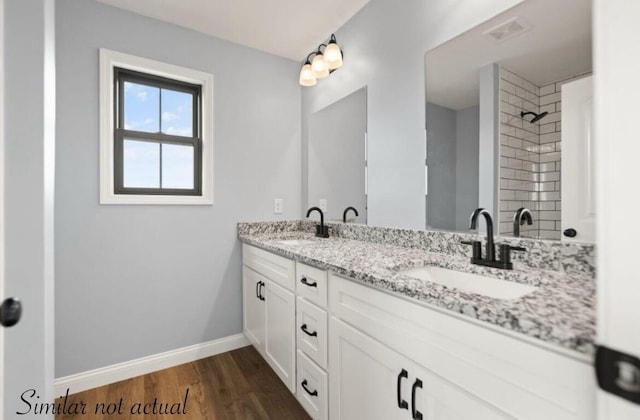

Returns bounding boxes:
[308,87,367,223]
[425,0,592,241]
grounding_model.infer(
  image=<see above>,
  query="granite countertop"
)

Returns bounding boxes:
[239,229,596,357]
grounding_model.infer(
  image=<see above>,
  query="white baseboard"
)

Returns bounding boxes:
[55,333,250,396]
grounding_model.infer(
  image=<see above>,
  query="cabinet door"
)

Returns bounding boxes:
[243,266,264,349]
[264,278,296,392]
[329,317,408,420]
[412,366,515,420]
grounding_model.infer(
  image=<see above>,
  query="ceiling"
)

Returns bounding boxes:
[426,0,592,110]
[96,0,371,61]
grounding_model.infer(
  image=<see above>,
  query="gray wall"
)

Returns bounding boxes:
[455,106,480,230]
[55,0,301,377]
[301,0,521,229]
[425,103,479,231]
[308,88,367,223]
[426,103,456,230]
[4,0,56,416]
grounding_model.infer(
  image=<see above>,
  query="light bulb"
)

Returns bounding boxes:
[299,63,316,86]
[311,54,329,78]
[324,42,343,70]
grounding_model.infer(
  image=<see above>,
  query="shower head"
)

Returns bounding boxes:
[520,111,548,123]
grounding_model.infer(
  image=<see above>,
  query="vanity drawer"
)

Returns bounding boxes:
[243,244,295,291]
[296,350,328,420]
[297,297,328,370]
[296,262,328,307]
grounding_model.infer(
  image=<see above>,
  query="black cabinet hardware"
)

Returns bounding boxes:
[411,378,423,419]
[596,345,640,404]
[396,369,409,410]
[300,323,318,337]
[300,277,317,288]
[301,379,318,397]
[257,281,265,301]
[0,297,22,327]
[564,228,577,238]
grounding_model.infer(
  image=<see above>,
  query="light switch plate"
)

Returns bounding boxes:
[319,199,327,212]
[274,198,283,214]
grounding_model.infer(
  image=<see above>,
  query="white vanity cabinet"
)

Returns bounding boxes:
[242,243,595,420]
[242,244,296,392]
[328,273,596,420]
[295,262,330,420]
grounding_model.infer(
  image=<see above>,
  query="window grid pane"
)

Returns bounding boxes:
[123,139,160,188]
[114,67,202,196]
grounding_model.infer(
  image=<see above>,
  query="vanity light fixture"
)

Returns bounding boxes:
[299,34,343,87]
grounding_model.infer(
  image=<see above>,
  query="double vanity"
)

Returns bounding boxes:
[239,220,596,420]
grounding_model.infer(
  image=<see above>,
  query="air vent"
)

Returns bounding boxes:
[483,17,531,42]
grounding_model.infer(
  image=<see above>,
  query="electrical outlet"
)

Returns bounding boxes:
[319,199,327,212]
[274,198,283,214]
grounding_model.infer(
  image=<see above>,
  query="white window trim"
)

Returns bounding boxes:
[99,48,214,205]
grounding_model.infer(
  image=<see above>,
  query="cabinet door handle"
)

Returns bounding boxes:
[300,277,317,288]
[397,369,409,410]
[301,379,318,397]
[300,323,318,337]
[258,282,265,301]
[411,378,423,420]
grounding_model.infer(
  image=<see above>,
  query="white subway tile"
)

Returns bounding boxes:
[540,123,555,134]
[544,111,562,124]
[540,132,561,144]
[539,151,561,163]
[539,210,561,220]
[540,84,555,96]
[501,80,516,94]
[540,103,555,114]
[501,190,515,200]
[540,92,561,106]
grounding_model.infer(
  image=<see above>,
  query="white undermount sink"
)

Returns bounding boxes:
[398,266,537,300]
[276,239,316,246]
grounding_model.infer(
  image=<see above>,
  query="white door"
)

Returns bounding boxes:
[264,279,296,392]
[561,76,595,243]
[594,0,640,418]
[1,0,56,418]
[242,267,265,349]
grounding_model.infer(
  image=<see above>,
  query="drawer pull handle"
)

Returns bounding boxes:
[397,369,409,410]
[300,324,318,337]
[258,281,265,301]
[300,277,317,288]
[301,379,318,397]
[411,378,423,420]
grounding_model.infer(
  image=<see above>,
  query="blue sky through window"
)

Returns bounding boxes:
[122,81,195,189]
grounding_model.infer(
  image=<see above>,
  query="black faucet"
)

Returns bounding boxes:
[306,207,329,238]
[469,208,496,261]
[343,206,359,223]
[513,208,533,237]
[462,208,526,270]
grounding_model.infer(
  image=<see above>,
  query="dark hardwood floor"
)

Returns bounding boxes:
[55,346,311,419]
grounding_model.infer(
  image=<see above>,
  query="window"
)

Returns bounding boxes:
[99,49,213,204]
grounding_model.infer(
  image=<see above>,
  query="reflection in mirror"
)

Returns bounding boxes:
[308,87,367,223]
[425,0,592,241]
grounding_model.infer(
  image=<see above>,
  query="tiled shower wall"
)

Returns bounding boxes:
[499,67,592,240]
[499,68,540,238]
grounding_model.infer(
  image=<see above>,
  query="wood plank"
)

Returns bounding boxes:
[55,346,310,420]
